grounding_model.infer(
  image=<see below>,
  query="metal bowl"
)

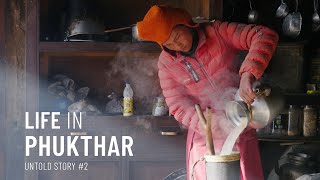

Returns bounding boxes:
[163,168,186,180]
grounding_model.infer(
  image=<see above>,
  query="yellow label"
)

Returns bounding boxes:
[123,97,133,114]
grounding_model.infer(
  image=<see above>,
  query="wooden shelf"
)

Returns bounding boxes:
[39,42,161,57]
[284,93,320,105]
[39,42,161,52]
[258,135,320,143]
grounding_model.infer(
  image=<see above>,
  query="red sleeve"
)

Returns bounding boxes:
[158,53,203,133]
[214,21,279,79]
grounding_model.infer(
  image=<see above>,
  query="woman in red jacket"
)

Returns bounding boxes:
[137,5,278,180]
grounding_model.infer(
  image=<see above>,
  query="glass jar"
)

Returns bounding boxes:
[272,115,286,136]
[152,97,168,116]
[287,105,302,136]
[303,105,317,137]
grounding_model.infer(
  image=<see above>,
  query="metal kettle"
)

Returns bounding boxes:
[225,84,285,129]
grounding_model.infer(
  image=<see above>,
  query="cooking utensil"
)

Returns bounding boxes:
[276,0,289,18]
[104,24,147,42]
[282,0,302,37]
[313,0,320,24]
[248,0,258,23]
[104,26,132,33]
[195,104,215,155]
[64,0,105,41]
[225,84,285,129]
[205,107,214,156]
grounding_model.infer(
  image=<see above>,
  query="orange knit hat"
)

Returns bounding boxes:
[137,5,198,47]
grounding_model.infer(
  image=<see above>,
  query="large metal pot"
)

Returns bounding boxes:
[225,85,285,129]
[64,0,104,41]
[275,153,317,180]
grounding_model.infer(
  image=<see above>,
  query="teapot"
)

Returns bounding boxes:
[225,84,285,129]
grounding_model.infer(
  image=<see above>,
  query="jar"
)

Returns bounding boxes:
[272,115,286,136]
[152,97,168,116]
[303,105,317,137]
[287,105,302,136]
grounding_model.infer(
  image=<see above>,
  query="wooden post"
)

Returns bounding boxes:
[210,0,223,20]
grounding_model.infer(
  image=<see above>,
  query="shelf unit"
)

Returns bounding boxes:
[39,42,161,54]
[258,135,320,143]
[284,93,320,105]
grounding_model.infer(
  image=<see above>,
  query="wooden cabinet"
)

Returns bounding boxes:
[33,116,186,180]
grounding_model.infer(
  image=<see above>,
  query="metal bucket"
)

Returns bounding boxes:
[205,152,240,180]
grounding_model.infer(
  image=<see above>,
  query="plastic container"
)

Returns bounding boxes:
[303,105,317,137]
[123,82,133,116]
[152,97,168,116]
[288,105,302,136]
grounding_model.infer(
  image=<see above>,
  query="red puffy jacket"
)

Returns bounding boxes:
[158,21,278,180]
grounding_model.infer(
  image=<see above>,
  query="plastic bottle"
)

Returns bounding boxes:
[123,82,133,116]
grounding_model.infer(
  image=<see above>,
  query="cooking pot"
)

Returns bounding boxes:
[64,0,105,41]
[276,0,289,18]
[282,0,302,37]
[225,84,285,129]
[275,153,317,180]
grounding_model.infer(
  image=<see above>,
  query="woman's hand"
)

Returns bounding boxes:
[239,72,256,104]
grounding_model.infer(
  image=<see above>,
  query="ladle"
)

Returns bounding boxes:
[248,0,258,23]
[313,0,320,24]
[276,0,289,18]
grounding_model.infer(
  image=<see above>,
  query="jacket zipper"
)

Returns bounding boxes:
[182,60,200,83]
[190,57,224,96]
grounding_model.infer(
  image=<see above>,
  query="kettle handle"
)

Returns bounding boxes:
[252,82,271,97]
[254,87,271,97]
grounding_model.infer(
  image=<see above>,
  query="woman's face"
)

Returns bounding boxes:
[162,25,193,52]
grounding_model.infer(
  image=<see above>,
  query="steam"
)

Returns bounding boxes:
[105,44,163,114]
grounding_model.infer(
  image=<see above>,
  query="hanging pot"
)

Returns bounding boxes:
[248,0,258,23]
[64,0,105,41]
[276,0,289,18]
[282,0,302,37]
[312,0,320,24]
